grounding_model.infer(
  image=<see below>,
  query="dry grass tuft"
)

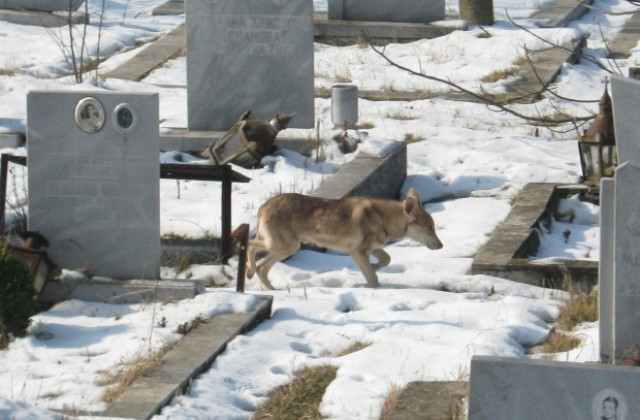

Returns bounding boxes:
[380,384,404,420]
[333,67,353,83]
[481,66,518,83]
[0,66,21,76]
[253,365,338,420]
[98,346,172,403]
[356,121,375,129]
[539,291,598,356]
[556,292,598,331]
[385,110,417,120]
[540,328,582,355]
[404,133,425,143]
[338,340,371,356]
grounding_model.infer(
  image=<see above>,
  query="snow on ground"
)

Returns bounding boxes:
[0,0,633,418]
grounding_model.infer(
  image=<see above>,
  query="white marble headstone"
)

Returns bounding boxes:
[611,74,640,166]
[186,0,314,131]
[612,161,640,362]
[469,356,640,420]
[27,91,160,279]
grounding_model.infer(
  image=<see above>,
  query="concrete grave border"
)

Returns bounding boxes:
[471,183,598,292]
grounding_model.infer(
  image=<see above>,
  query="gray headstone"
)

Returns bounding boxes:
[27,91,161,279]
[468,356,640,420]
[186,0,314,131]
[599,177,615,362]
[613,161,640,362]
[611,74,640,166]
[328,0,445,23]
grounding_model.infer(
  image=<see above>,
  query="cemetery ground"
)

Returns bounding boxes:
[0,0,639,419]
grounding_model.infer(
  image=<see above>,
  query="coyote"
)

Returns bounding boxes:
[246,188,443,289]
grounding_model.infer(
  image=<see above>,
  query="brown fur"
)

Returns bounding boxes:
[246,188,443,289]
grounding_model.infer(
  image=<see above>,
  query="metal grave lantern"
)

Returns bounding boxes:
[7,231,56,297]
[578,86,617,186]
[206,112,295,168]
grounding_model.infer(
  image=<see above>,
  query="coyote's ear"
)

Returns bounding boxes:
[406,188,422,208]
[403,195,418,217]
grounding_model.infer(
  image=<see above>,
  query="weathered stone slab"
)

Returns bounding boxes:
[469,355,640,420]
[327,0,445,23]
[0,0,83,11]
[27,91,161,279]
[39,276,206,304]
[613,162,640,362]
[599,177,614,361]
[611,74,640,166]
[0,7,87,26]
[309,142,406,200]
[0,133,24,148]
[186,0,314,130]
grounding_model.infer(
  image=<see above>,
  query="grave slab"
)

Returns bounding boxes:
[0,7,87,26]
[327,0,445,23]
[613,162,640,362]
[0,0,83,11]
[0,133,24,148]
[611,74,640,166]
[27,91,161,280]
[186,0,314,131]
[309,142,406,200]
[39,276,206,305]
[468,355,640,420]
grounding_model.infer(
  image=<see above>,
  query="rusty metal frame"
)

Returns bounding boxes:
[160,163,250,262]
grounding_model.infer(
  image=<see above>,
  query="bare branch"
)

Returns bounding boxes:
[94,0,107,85]
[505,11,613,74]
[597,23,624,76]
[368,43,593,126]
[521,45,599,103]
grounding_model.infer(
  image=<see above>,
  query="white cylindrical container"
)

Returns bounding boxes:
[331,84,358,129]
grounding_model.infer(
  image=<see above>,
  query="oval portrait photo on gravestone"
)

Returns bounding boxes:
[74,97,105,133]
[592,387,628,420]
[113,103,137,133]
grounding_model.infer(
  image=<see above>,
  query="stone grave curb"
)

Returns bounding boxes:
[309,142,407,200]
[97,294,273,420]
[313,12,462,44]
[608,7,640,58]
[389,381,469,420]
[103,24,185,82]
[471,183,598,292]
[531,0,591,28]
[39,276,208,305]
[0,8,87,27]
[0,133,24,149]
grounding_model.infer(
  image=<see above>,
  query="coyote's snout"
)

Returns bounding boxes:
[246,188,443,290]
